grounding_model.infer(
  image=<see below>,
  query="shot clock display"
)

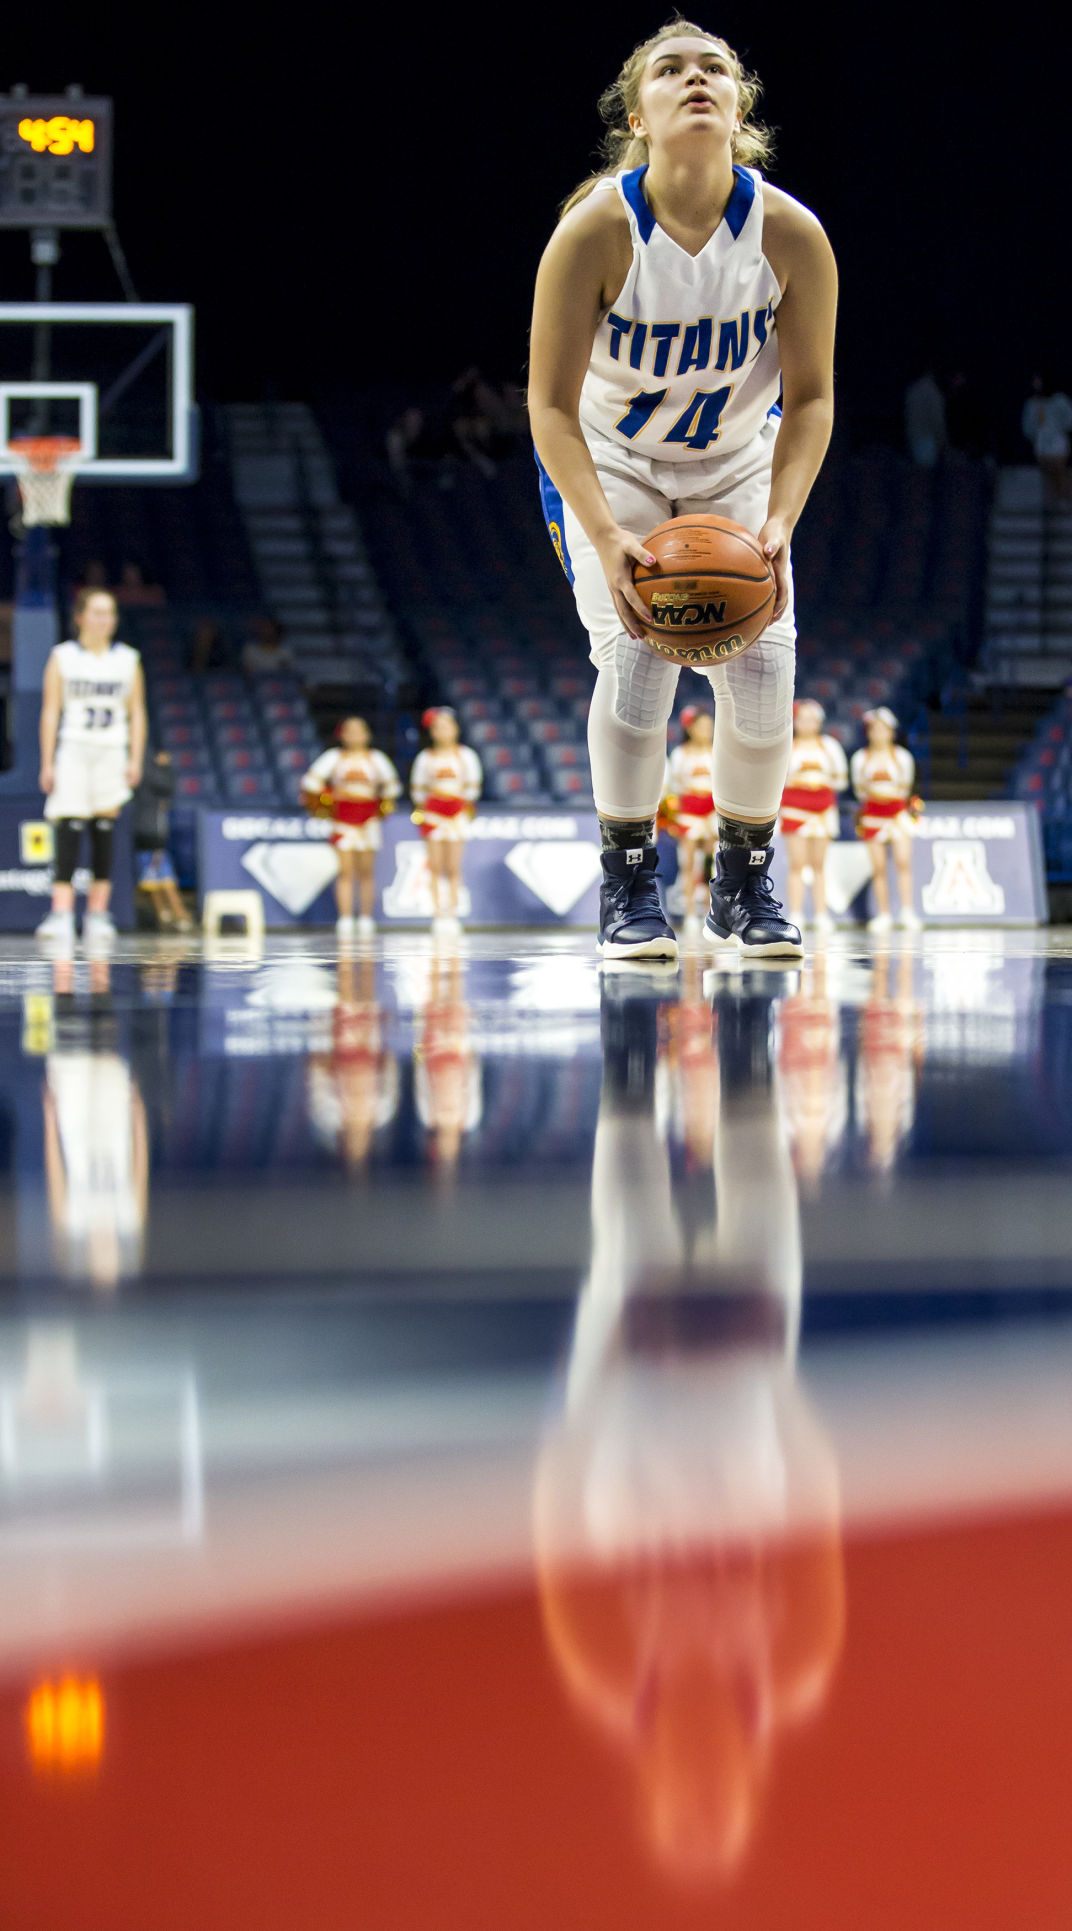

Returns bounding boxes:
[0,94,112,228]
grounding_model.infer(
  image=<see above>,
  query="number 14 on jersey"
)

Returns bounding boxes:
[615,384,733,451]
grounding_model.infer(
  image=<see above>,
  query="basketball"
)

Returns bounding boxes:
[633,515,777,669]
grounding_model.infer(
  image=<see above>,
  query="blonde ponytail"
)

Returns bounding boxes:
[560,18,774,219]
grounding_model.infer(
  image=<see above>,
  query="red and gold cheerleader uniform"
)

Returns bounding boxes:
[301,745,401,849]
[663,741,717,841]
[779,733,848,838]
[410,744,483,840]
[849,744,918,843]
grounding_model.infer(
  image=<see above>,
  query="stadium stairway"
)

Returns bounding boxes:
[223,403,412,706]
[983,467,1072,689]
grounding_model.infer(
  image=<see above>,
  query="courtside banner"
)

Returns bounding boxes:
[198,808,605,927]
[199,801,1045,930]
[765,802,1045,928]
[0,797,133,929]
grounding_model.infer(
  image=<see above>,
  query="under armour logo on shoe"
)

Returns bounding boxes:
[748,848,767,866]
[626,848,644,866]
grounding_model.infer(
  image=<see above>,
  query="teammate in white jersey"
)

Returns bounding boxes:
[529,21,837,962]
[36,588,146,949]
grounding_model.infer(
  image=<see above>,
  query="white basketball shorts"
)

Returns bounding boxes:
[45,743,132,821]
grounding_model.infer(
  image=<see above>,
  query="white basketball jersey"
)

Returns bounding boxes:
[579,166,782,464]
[54,640,140,749]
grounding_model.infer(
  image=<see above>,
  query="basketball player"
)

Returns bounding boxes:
[779,699,848,932]
[409,708,483,934]
[530,22,837,961]
[663,704,716,926]
[36,588,145,948]
[851,707,922,932]
[301,717,401,938]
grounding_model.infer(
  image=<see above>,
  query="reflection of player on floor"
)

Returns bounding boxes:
[306,956,399,1168]
[409,708,483,936]
[44,961,148,1288]
[779,699,848,934]
[301,717,402,939]
[851,707,922,933]
[528,23,837,961]
[536,973,843,1882]
[663,706,716,926]
[36,588,146,949]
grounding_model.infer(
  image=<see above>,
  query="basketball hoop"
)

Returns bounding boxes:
[7,435,82,527]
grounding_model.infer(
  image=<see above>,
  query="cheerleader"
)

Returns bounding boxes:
[779,700,848,934]
[850,707,922,933]
[300,717,401,938]
[409,707,483,934]
[662,706,716,927]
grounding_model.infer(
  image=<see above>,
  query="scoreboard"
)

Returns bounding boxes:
[0,95,112,228]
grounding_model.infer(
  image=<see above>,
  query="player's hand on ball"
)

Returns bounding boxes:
[39,763,54,794]
[595,526,657,642]
[758,516,791,622]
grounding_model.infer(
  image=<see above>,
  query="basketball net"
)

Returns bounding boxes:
[7,435,81,527]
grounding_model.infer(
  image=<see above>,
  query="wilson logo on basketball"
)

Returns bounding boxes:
[649,634,747,666]
[650,589,728,629]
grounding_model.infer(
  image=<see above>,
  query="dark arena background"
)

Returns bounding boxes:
[0,6,1070,1927]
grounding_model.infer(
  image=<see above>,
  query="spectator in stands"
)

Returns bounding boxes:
[242,617,294,677]
[74,558,109,595]
[450,370,498,478]
[1022,374,1072,503]
[386,405,429,482]
[132,749,194,930]
[189,618,227,674]
[114,561,165,607]
[904,367,946,467]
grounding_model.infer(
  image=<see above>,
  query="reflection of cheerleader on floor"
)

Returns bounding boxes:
[410,708,483,934]
[657,951,718,1168]
[306,956,399,1168]
[414,954,482,1169]
[856,951,923,1174]
[776,955,847,1187]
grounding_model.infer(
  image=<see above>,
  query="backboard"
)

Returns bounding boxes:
[0,303,195,481]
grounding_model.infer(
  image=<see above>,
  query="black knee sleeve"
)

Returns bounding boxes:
[90,817,115,882]
[52,819,83,884]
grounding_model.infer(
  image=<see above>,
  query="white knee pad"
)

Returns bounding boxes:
[587,637,679,820]
[705,637,795,821]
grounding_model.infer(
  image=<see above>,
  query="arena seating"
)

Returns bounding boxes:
[318,422,989,806]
